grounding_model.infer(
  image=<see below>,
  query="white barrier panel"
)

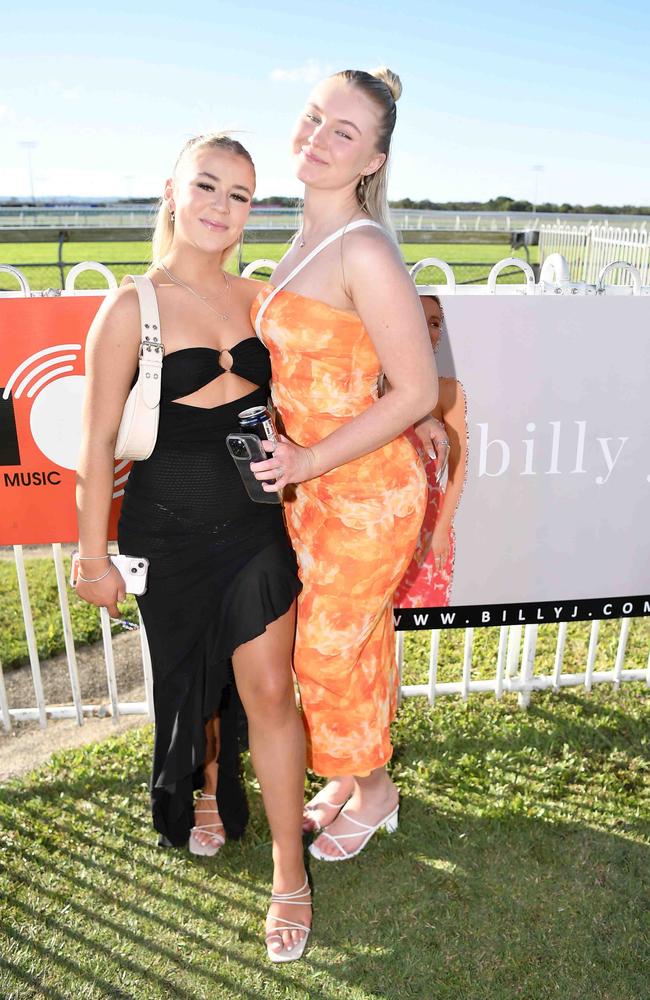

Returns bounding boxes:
[395,293,650,631]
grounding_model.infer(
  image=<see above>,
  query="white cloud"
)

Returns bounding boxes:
[270,59,332,84]
[47,79,81,101]
[0,105,12,121]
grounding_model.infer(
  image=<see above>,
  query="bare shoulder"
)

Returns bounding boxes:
[88,281,141,344]
[230,273,266,307]
[343,223,403,276]
[439,377,467,412]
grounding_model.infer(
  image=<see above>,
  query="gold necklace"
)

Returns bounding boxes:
[159,262,231,321]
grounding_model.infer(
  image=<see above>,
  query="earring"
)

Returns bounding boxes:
[358,174,367,206]
[169,208,175,223]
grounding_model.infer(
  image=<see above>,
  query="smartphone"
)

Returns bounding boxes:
[226,432,282,505]
[70,552,150,595]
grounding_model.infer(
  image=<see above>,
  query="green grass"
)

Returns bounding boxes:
[0,673,648,999]
[0,557,138,669]
[0,241,538,291]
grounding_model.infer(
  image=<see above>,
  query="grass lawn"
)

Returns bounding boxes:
[0,673,648,1000]
[0,241,538,291]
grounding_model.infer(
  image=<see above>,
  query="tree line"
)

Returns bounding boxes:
[1,195,648,215]
[252,195,650,215]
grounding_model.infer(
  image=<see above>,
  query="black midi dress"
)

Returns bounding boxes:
[118,339,301,847]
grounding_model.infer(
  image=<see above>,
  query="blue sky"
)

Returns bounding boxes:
[1,0,648,203]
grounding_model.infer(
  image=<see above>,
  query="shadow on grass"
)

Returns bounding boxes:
[1,688,648,1000]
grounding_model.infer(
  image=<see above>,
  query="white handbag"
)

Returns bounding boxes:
[114,274,164,461]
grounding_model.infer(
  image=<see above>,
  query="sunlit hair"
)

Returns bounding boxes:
[151,133,255,266]
[331,66,402,237]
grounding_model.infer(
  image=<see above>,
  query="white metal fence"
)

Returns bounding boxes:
[1,255,649,732]
[3,205,649,233]
[539,223,650,286]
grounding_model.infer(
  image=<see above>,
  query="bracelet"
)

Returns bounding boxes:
[78,554,110,561]
[78,566,112,584]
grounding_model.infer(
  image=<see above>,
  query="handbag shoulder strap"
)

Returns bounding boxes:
[122,273,163,353]
[122,274,164,406]
[255,219,384,339]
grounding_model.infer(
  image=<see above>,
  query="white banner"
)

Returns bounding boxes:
[395,295,650,628]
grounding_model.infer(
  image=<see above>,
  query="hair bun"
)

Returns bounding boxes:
[370,66,402,102]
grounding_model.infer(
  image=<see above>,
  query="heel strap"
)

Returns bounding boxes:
[318,804,399,844]
[270,876,311,905]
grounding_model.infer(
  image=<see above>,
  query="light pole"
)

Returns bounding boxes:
[19,141,37,204]
[532,164,544,213]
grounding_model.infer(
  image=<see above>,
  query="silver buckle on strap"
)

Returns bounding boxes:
[139,340,165,359]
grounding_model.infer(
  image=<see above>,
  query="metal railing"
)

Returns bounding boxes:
[1,256,649,731]
[2,205,649,231]
[539,223,650,285]
[0,226,534,292]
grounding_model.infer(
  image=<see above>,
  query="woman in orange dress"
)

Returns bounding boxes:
[251,68,442,861]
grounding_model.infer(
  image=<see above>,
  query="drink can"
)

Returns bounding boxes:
[238,405,277,442]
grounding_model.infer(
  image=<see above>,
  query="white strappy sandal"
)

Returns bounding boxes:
[303,790,352,833]
[188,792,225,857]
[265,876,312,963]
[308,803,399,862]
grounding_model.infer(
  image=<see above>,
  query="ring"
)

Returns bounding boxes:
[440,439,450,447]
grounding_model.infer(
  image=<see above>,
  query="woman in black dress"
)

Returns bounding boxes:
[75,134,311,962]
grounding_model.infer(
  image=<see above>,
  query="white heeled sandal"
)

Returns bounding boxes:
[265,876,312,963]
[188,792,225,857]
[308,802,399,862]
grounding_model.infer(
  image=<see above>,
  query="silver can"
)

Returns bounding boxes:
[237,405,278,443]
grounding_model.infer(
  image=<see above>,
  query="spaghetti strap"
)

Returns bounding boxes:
[255,220,384,341]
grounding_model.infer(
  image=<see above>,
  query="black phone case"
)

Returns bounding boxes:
[226,433,282,504]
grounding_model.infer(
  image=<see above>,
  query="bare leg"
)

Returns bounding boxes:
[193,715,223,850]
[311,765,398,859]
[232,604,310,953]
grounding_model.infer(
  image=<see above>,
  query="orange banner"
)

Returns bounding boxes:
[0,296,126,544]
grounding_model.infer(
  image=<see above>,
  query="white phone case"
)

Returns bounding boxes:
[70,552,149,595]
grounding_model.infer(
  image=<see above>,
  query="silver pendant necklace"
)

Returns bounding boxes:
[159,261,231,321]
[296,209,361,251]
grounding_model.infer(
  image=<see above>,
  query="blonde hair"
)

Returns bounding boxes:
[151,133,255,266]
[332,66,402,236]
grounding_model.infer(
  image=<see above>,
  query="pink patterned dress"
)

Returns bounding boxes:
[393,427,454,608]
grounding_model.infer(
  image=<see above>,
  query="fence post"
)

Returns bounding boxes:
[13,545,47,728]
[427,630,440,706]
[396,631,405,706]
[0,659,11,732]
[51,543,84,725]
[518,625,538,709]
[99,607,121,721]
[505,625,522,677]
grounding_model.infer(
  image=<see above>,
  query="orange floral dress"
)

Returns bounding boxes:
[252,287,427,776]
